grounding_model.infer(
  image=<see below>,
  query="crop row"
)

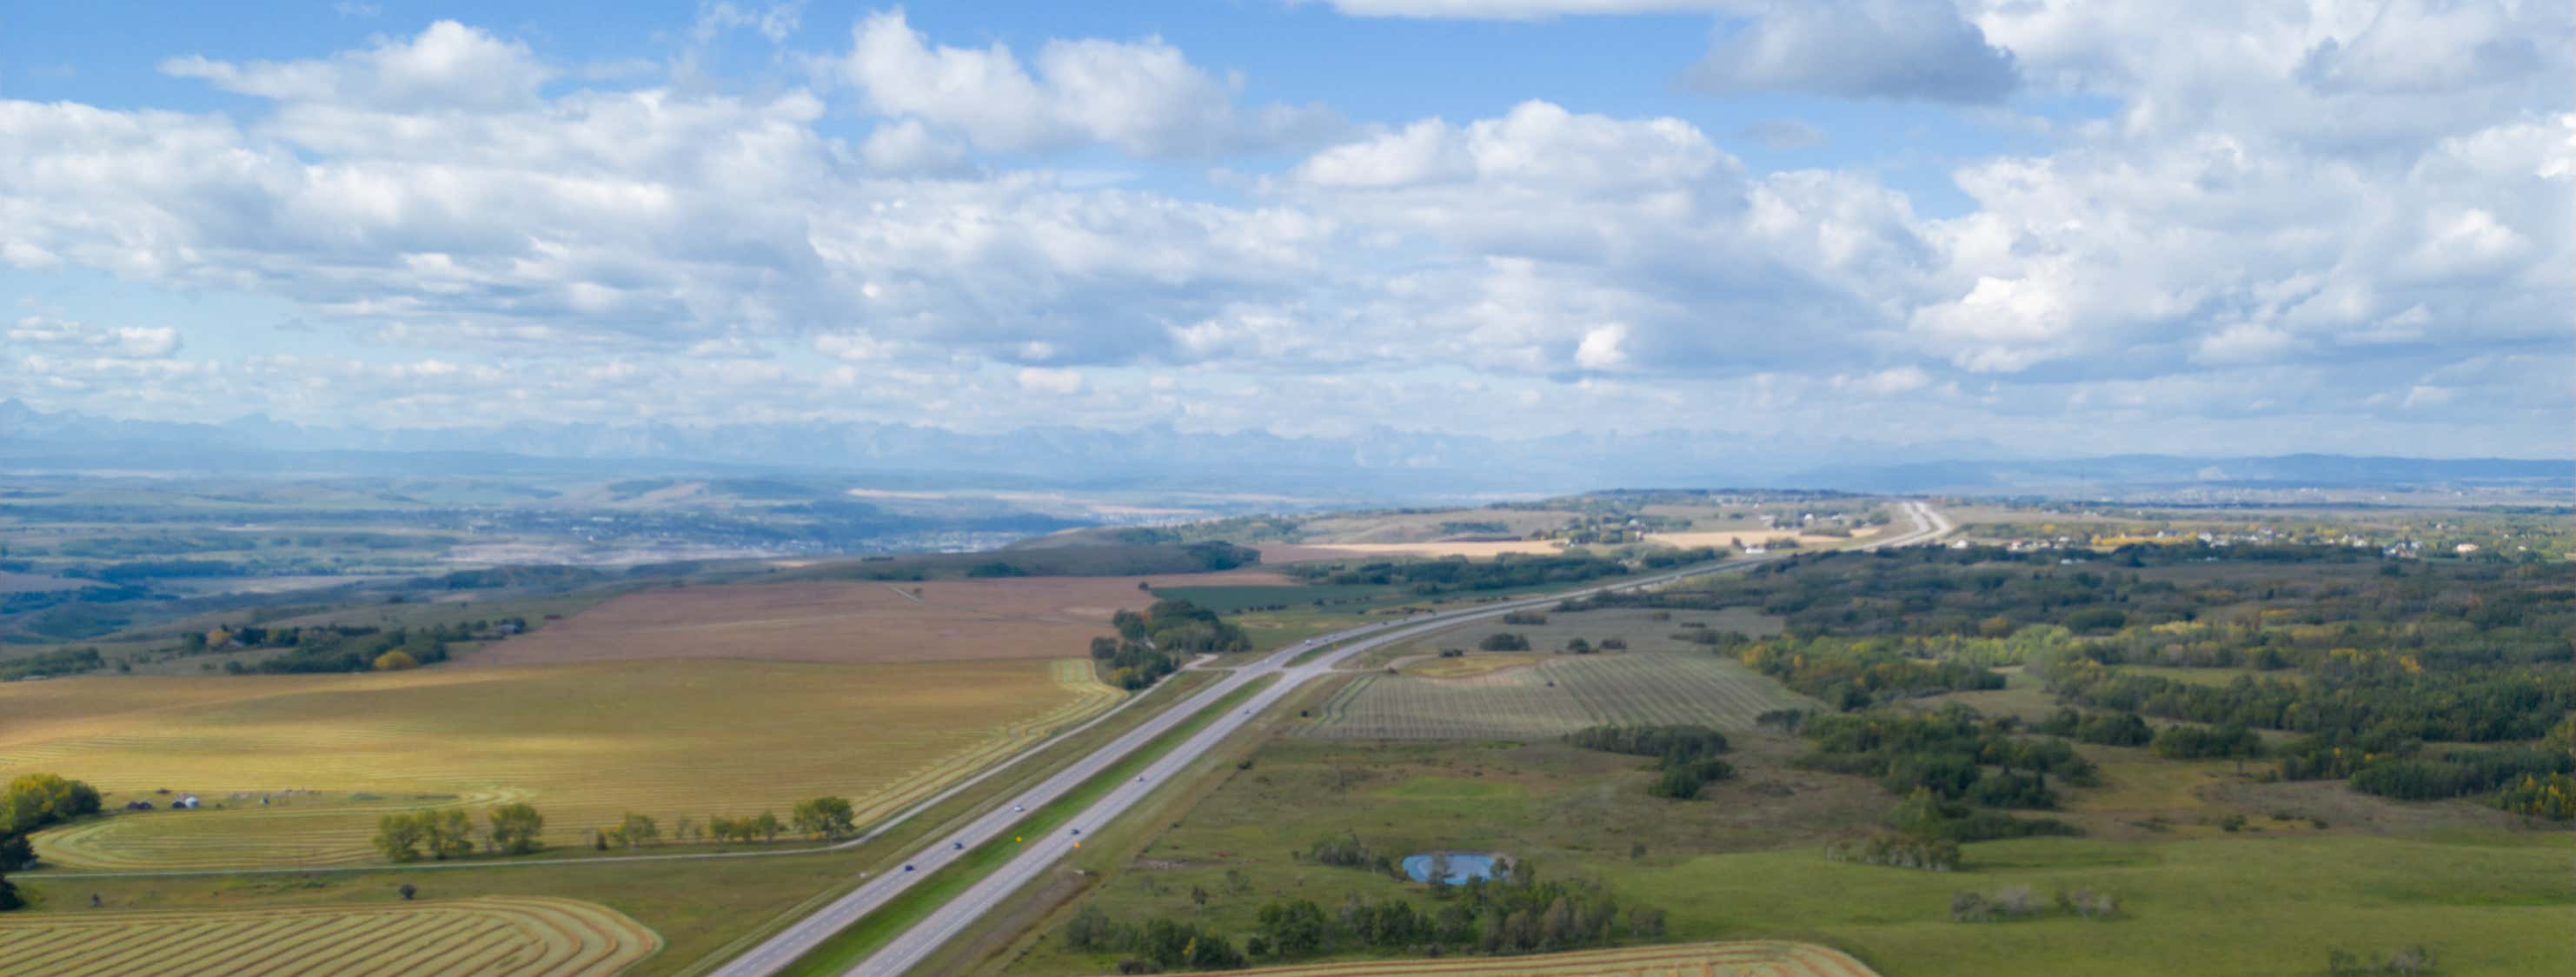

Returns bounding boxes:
[29,659,1122,869]
[0,896,662,976]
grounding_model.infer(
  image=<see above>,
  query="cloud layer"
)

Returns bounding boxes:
[3,3,2568,459]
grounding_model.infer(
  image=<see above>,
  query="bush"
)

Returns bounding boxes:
[1477,633,1531,652]
[2149,722,2264,761]
[1824,833,1960,871]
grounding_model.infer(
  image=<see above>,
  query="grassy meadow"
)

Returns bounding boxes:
[4,657,1119,869]
[984,729,2571,977]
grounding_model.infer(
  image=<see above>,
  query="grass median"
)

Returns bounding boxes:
[777,675,1278,976]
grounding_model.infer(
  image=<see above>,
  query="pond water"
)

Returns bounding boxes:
[1402,853,1501,884]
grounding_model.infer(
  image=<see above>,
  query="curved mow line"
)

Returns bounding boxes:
[0,898,662,977]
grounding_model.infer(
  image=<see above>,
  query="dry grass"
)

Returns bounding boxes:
[5,658,1118,869]
[475,572,1288,667]
[1305,651,1815,741]
[1255,541,1570,563]
[0,896,662,976]
[1185,941,1881,976]
[1394,653,1552,679]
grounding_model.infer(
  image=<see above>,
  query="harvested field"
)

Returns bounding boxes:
[475,572,1290,667]
[6,658,1119,869]
[1185,941,1879,976]
[1256,542,1568,563]
[1305,651,1814,741]
[0,896,661,976]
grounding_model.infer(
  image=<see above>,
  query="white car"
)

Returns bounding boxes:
[1012,803,1025,812]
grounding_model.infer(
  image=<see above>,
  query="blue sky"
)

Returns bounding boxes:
[2,1,2568,457]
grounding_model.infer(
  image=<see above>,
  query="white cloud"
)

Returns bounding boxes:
[7,316,183,359]
[1574,323,1629,369]
[1690,0,2018,103]
[1015,365,1085,394]
[0,5,2565,455]
[839,10,1342,157]
[1832,365,1932,395]
[162,21,550,110]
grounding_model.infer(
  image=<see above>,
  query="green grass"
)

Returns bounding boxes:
[776,677,1277,976]
[987,732,2572,977]
[1620,833,2574,976]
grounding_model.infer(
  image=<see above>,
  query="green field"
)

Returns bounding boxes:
[5,657,1119,869]
[1305,650,1815,740]
[988,733,2572,977]
[0,896,663,976]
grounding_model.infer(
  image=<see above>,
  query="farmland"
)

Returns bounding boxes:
[6,657,1119,869]
[1302,607,1806,740]
[1190,940,1881,976]
[1305,652,1814,740]
[474,572,1291,667]
[0,896,661,976]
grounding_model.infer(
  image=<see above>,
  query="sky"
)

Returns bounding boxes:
[1,0,2568,458]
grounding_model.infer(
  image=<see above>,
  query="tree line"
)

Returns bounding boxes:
[1564,724,1735,800]
[1059,859,1667,972]
[2,773,106,910]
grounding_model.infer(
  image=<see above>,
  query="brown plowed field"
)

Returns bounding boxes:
[473,572,1291,666]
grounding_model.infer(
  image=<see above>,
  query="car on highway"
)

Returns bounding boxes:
[1012,803,1024,812]
[1070,827,1081,835]
[903,864,914,872]
[953,841,963,850]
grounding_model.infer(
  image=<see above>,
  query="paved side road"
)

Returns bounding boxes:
[717,502,1952,977]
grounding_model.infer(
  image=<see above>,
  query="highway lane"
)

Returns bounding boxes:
[716,502,1952,977]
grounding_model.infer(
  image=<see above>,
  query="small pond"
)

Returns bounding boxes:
[1402,853,1503,884]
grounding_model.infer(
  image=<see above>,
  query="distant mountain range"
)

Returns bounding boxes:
[2,400,2561,499]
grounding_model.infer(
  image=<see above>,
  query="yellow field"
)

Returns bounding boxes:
[1189,941,1881,976]
[0,896,661,976]
[3,658,1119,869]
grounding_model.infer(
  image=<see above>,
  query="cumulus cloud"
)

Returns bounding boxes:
[838,9,1343,157]
[0,4,2566,455]
[1689,0,2018,103]
[162,20,551,110]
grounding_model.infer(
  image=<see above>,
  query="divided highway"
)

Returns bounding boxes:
[717,502,1952,977]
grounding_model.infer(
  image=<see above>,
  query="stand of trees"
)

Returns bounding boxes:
[182,619,526,675]
[2034,708,2154,747]
[1737,635,2005,709]
[1092,599,1251,689]
[1062,861,1667,970]
[1565,725,1735,800]
[3,774,103,877]
[1799,708,2095,815]
[1289,552,1634,595]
